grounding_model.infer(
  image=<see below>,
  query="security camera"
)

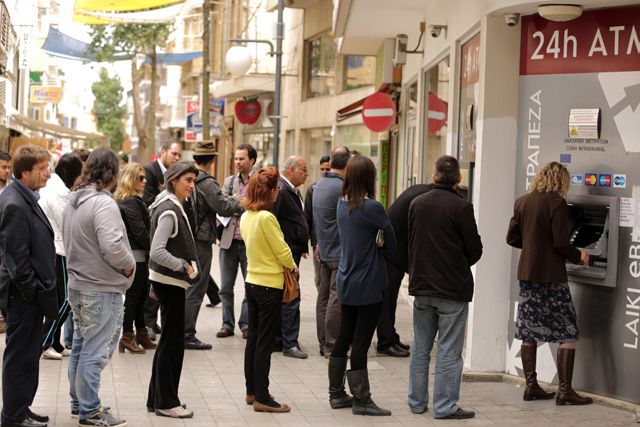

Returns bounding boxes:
[428,25,446,38]
[504,13,520,26]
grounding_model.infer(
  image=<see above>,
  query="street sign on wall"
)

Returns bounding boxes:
[185,98,224,142]
[362,92,396,132]
[235,99,262,125]
[30,86,62,103]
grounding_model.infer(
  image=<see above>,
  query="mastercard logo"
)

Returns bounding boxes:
[585,174,597,186]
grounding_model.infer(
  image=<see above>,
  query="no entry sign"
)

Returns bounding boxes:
[362,92,396,132]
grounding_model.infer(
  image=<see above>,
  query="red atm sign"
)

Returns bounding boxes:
[520,6,640,75]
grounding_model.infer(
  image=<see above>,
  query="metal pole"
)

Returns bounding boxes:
[272,0,284,168]
[202,0,211,145]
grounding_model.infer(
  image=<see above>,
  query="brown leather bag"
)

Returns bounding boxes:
[282,268,300,303]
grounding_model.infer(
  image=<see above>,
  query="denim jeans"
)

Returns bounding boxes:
[63,312,74,348]
[408,295,468,418]
[68,290,124,420]
[219,240,249,331]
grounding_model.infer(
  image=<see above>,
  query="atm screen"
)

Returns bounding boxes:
[571,224,603,248]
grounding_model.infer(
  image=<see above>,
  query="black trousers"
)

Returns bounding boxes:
[2,295,44,423]
[332,302,383,371]
[244,283,282,403]
[123,261,149,333]
[376,260,405,350]
[184,241,212,340]
[147,282,185,410]
[206,277,221,306]
[143,294,160,330]
[42,255,71,352]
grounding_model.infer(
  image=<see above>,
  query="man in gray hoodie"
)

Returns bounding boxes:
[62,148,135,427]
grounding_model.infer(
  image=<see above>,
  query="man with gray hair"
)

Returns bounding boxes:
[407,155,482,419]
[312,146,350,357]
[271,156,310,358]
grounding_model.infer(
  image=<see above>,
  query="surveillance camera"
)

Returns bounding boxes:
[504,13,520,26]
[428,25,443,38]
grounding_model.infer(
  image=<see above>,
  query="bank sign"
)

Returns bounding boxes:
[29,86,62,103]
[512,5,640,404]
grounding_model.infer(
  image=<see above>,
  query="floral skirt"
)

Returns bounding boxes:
[515,280,579,343]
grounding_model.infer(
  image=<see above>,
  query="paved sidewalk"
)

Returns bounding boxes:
[1,246,637,426]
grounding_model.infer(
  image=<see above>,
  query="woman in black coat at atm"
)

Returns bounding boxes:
[506,161,592,406]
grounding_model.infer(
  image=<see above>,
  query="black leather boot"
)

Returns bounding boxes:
[521,343,555,401]
[556,347,593,406]
[346,369,391,416]
[328,357,353,409]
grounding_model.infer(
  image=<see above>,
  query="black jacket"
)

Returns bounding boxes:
[271,177,309,255]
[0,181,56,313]
[382,183,434,273]
[118,196,150,252]
[408,184,483,302]
[304,181,317,247]
[143,161,164,207]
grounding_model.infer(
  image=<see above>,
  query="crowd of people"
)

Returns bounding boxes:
[0,141,594,427]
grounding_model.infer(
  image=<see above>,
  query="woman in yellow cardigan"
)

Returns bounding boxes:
[240,167,296,413]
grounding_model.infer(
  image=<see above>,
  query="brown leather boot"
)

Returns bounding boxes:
[521,342,554,401]
[136,327,157,350]
[556,347,593,405]
[119,331,145,354]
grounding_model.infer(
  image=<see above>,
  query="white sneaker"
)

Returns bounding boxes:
[42,348,62,360]
[61,348,72,357]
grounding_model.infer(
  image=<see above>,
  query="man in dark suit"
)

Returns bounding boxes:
[0,145,57,427]
[271,156,309,359]
[142,141,183,339]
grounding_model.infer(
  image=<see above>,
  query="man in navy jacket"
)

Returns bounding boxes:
[271,156,309,359]
[0,145,57,427]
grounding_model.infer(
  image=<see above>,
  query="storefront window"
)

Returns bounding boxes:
[302,127,332,184]
[306,33,336,99]
[423,57,449,180]
[245,132,273,168]
[343,55,376,91]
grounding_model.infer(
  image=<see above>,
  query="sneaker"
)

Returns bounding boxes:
[61,348,72,357]
[73,406,111,419]
[155,406,193,418]
[79,407,126,426]
[42,348,62,360]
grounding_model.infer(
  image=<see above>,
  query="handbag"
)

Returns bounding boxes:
[282,268,299,303]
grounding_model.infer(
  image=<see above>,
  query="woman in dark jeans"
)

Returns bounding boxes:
[507,161,592,405]
[240,167,295,413]
[147,162,201,418]
[329,154,396,416]
[114,163,156,353]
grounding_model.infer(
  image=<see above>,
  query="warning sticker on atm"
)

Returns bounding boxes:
[584,174,598,186]
[613,174,626,188]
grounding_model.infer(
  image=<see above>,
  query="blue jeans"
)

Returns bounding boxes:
[408,295,468,418]
[219,240,249,331]
[67,290,124,419]
[63,312,74,348]
[280,252,302,349]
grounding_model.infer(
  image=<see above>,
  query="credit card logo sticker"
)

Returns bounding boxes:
[613,174,626,188]
[585,174,597,186]
[598,174,611,187]
[571,175,584,185]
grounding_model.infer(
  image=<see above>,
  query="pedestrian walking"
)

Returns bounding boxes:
[407,155,482,419]
[312,147,350,356]
[187,142,242,350]
[39,152,83,360]
[271,155,310,359]
[142,141,183,341]
[114,163,156,354]
[507,161,593,406]
[217,144,256,339]
[241,167,295,413]
[329,154,396,416]
[146,162,200,418]
[63,148,135,427]
[0,145,56,427]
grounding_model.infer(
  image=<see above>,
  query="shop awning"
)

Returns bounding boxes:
[10,114,108,144]
[336,83,392,122]
[74,0,184,12]
[212,74,275,99]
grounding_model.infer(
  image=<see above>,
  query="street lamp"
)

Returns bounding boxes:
[225,0,284,168]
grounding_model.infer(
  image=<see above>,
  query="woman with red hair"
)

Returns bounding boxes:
[240,167,296,413]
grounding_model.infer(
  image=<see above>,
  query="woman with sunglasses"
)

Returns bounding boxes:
[114,163,156,353]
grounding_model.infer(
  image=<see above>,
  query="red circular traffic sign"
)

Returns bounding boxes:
[235,99,262,125]
[361,92,396,132]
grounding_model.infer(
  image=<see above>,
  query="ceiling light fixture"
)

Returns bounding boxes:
[538,4,583,22]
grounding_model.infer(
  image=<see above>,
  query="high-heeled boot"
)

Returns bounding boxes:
[119,331,145,354]
[136,327,157,350]
[346,369,391,416]
[521,343,554,400]
[555,347,593,405]
[328,357,353,409]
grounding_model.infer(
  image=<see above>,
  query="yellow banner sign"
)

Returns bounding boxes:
[74,0,183,12]
[30,86,62,103]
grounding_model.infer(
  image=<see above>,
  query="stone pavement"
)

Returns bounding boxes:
[2,246,637,426]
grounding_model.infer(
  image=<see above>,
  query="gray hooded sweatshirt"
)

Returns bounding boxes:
[62,184,135,294]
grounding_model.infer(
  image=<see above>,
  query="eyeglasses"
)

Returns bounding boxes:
[138,175,147,182]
